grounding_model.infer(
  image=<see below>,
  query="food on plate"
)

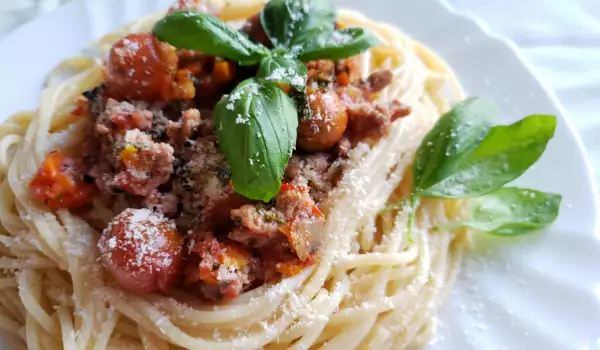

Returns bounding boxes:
[0,0,561,349]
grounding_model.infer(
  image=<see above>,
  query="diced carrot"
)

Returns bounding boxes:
[277,83,291,93]
[219,243,250,269]
[186,62,203,76]
[336,72,350,86]
[212,61,234,83]
[120,144,138,167]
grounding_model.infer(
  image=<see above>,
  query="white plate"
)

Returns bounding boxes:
[0,0,598,349]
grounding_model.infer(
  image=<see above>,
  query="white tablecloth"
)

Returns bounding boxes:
[1,0,599,193]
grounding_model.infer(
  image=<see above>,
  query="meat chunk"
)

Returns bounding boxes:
[142,190,179,216]
[284,153,343,203]
[167,108,202,146]
[333,136,352,159]
[115,130,175,196]
[346,100,411,141]
[229,205,283,247]
[335,58,360,85]
[305,60,335,84]
[276,185,325,261]
[96,99,153,134]
[366,70,393,93]
[174,137,234,229]
[184,231,258,300]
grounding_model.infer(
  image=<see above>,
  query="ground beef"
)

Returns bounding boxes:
[275,187,318,221]
[96,99,153,133]
[333,136,352,158]
[284,153,343,203]
[346,100,412,141]
[142,190,179,216]
[229,205,283,247]
[167,108,202,146]
[184,231,258,300]
[306,60,335,84]
[174,136,234,229]
[335,58,361,83]
[366,70,393,93]
[114,130,175,196]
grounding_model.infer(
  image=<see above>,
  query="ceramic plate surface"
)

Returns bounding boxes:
[0,0,598,349]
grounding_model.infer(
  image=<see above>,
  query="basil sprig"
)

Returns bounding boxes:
[461,187,562,236]
[152,0,381,201]
[153,10,269,64]
[387,97,561,237]
[214,79,297,201]
[257,55,308,90]
[260,0,335,48]
[298,28,381,61]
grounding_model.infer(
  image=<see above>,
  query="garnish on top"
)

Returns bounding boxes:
[152,0,381,201]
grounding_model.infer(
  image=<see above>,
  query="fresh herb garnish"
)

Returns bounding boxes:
[214,78,298,201]
[256,54,308,91]
[260,0,335,48]
[153,10,269,64]
[298,28,381,61]
[152,0,381,201]
[457,187,561,236]
[387,97,561,237]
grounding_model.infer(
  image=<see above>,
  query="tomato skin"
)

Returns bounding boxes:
[98,209,183,294]
[29,151,94,209]
[297,91,349,152]
[104,33,178,101]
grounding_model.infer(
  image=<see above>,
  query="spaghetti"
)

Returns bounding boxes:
[0,1,469,349]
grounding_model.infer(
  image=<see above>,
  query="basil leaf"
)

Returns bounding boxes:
[260,0,335,49]
[153,10,268,63]
[257,55,308,90]
[423,115,556,198]
[413,97,497,196]
[214,78,298,201]
[461,187,561,236]
[297,28,381,61]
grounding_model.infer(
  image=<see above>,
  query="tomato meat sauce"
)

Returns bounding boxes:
[29,14,410,299]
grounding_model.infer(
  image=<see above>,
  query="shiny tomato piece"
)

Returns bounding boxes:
[98,208,183,293]
[105,33,178,101]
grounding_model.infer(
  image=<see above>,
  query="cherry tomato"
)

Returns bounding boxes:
[98,208,183,293]
[241,13,271,47]
[105,33,178,101]
[297,90,348,152]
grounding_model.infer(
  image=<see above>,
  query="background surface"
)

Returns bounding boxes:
[1,0,598,192]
